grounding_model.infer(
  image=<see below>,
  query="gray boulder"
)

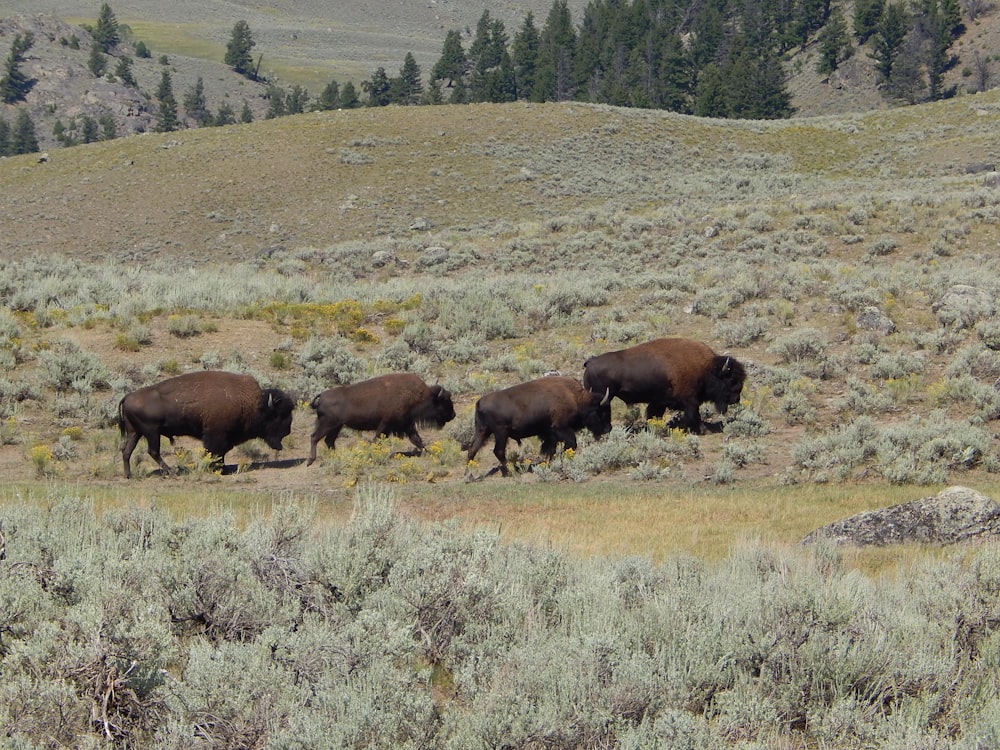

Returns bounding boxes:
[802,486,1000,546]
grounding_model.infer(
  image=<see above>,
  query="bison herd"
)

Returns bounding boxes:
[117,337,747,478]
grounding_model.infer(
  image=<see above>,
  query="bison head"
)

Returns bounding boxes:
[432,385,456,426]
[417,384,456,428]
[706,356,747,415]
[259,388,295,450]
[583,387,614,439]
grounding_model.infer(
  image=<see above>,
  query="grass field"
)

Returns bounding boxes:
[3,93,1000,572]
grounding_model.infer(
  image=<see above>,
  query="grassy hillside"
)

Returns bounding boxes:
[3,94,1000,565]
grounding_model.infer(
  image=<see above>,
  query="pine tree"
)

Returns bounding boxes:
[853,0,885,42]
[225,20,256,78]
[80,115,99,143]
[53,118,67,146]
[183,76,211,125]
[155,70,179,132]
[485,49,517,102]
[0,32,35,104]
[534,0,577,102]
[0,116,10,155]
[397,52,423,105]
[214,102,236,125]
[656,32,695,112]
[114,55,136,86]
[431,30,467,88]
[316,80,340,110]
[87,42,107,77]
[363,67,392,106]
[512,12,541,100]
[93,3,120,53]
[265,85,287,118]
[871,2,910,80]
[286,85,309,114]
[340,81,360,108]
[693,63,729,117]
[816,5,852,75]
[99,113,116,139]
[424,78,444,104]
[12,109,39,154]
[240,101,254,123]
[885,30,926,102]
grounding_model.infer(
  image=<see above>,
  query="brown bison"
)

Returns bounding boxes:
[467,376,612,477]
[307,373,455,466]
[582,337,746,433]
[118,371,295,478]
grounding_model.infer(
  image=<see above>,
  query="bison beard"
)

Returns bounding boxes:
[583,337,747,433]
[467,376,612,477]
[307,373,456,466]
[118,371,294,478]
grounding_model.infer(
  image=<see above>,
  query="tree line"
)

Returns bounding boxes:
[0,0,983,155]
[247,0,976,122]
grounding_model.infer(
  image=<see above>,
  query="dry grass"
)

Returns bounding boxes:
[5,95,1000,569]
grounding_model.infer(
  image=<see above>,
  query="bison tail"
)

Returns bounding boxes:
[117,398,127,437]
[310,394,322,411]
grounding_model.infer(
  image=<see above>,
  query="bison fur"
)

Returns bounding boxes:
[307,373,455,466]
[583,337,746,433]
[467,376,612,477]
[118,371,295,478]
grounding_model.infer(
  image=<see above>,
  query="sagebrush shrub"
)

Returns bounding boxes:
[2,489,1000,748]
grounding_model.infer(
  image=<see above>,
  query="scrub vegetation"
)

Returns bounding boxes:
[2,91,1000,746]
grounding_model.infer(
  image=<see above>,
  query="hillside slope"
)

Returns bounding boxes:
[3,93,999,263]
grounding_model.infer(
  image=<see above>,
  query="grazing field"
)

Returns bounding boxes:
[3,96,1000,747]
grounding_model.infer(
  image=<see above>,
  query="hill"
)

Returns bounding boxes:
[3,0,1000,145]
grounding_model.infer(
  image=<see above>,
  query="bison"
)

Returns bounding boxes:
[582,337,746,433]
[467,376,612,477]
[118,371,295,478]
[307,373,455,466]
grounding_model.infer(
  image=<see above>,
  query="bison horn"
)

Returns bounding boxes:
[600,387,611,406]
[267,392,274,409]
[722,357,731,374]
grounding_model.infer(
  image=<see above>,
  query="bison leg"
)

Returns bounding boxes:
[200,434,230,472]
[121,430,141,479]
[539,434,558,459]
[376,421,425,458]
[402,426,426,455]
[144,433,174,476]
[307,423,342,466]
[467,427,490,462]
[666,403,702,433]
[492,433,511,477]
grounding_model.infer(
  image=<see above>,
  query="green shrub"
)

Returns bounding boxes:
[36,340,111,394]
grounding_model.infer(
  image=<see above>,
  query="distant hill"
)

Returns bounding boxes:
[2,0,1000,148]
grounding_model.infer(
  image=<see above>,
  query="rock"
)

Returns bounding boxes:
[410,217,431,231]
[418,246,449,267]
[856,306,895,335]
[802,486,1000,547]
[371,250,396,268]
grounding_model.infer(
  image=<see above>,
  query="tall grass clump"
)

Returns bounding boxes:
[791,413,997,483]
[2,486,1000,747]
